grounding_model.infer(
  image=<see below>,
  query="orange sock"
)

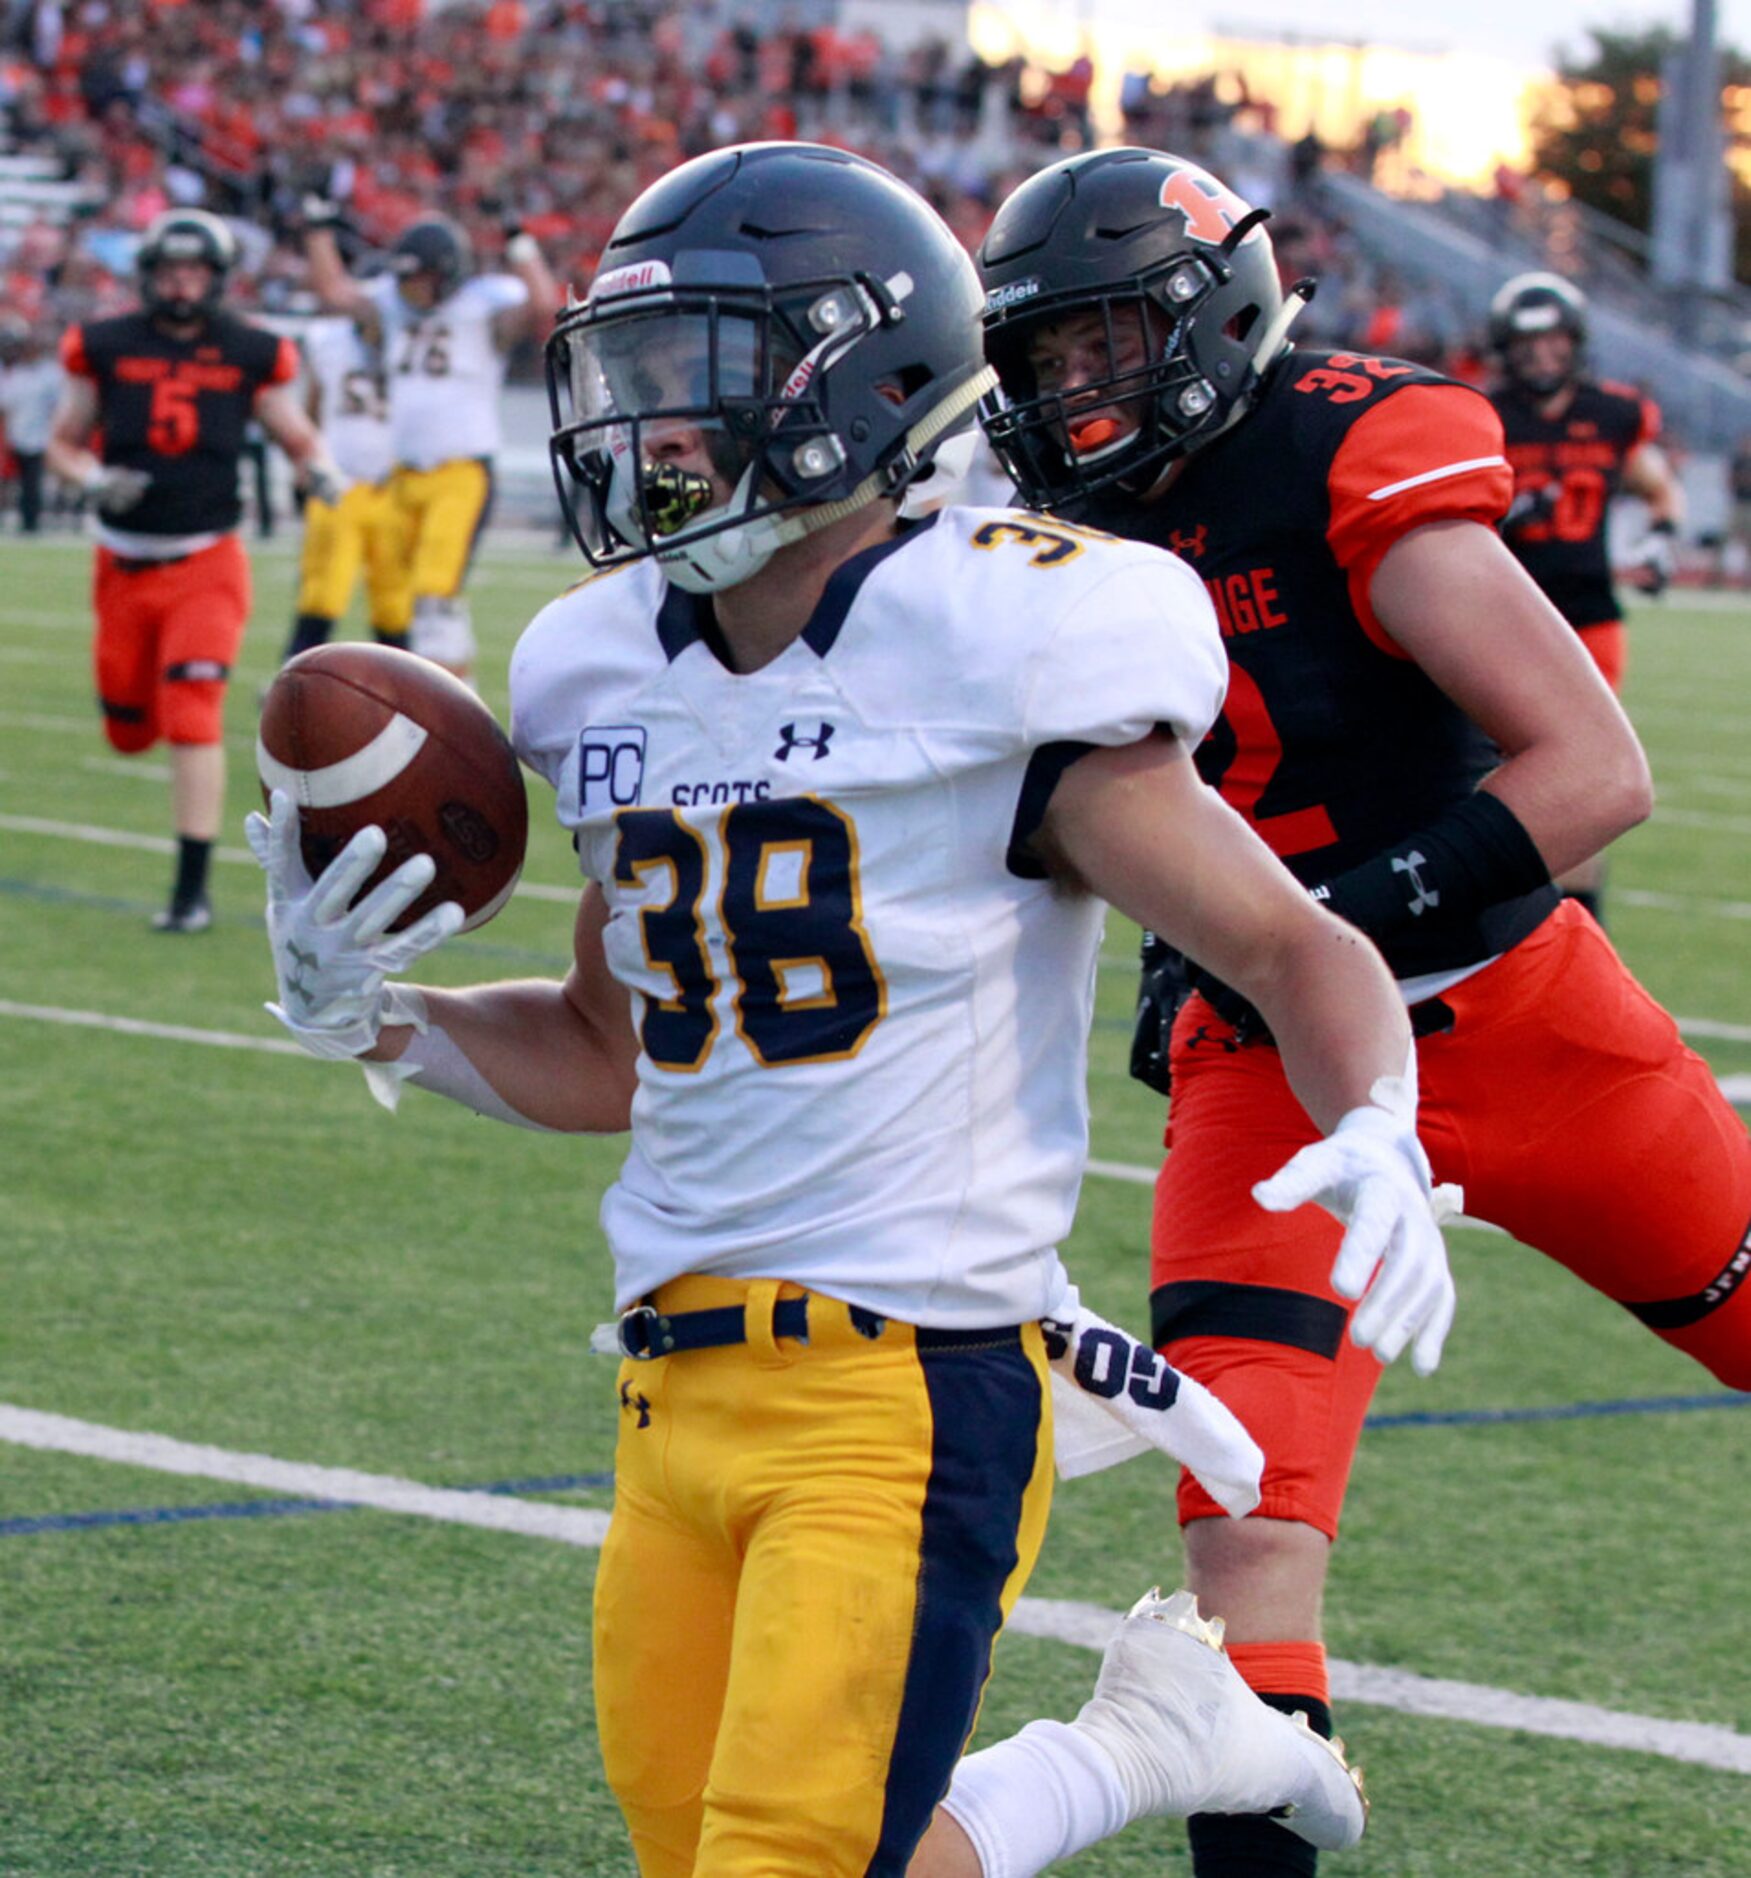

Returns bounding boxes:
[1225,1639,1329,1707]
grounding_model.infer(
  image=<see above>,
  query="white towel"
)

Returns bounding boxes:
[1043,1286,1264,1518]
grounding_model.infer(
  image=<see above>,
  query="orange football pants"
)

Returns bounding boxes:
[1577,617,1627,691]
[1152,901,1751,1536]
[92,534,250,750]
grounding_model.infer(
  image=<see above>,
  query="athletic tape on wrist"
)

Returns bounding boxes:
[358,992,556,1130]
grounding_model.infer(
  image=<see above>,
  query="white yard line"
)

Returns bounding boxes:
[0,812,580,901]
[1651,806,1751,835]
[80,757,173,783]
[3,1001,1748,1120]
[0,1405,610,1546]
[4,1402,1746,1775]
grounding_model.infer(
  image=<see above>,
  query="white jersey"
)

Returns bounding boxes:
[301,317,392,484]
[511,507,1227,1327]
[363,273,527,470]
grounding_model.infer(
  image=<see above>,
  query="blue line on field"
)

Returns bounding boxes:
[0,1469,614,1538]
[1366,1390,1751,1430]
[5,1395,1748,1540]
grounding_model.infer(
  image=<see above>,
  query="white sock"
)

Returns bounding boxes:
[938,1719,1131,1878]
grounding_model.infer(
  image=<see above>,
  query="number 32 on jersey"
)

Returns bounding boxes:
[612,798,886,1071]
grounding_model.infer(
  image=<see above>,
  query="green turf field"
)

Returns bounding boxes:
[2,535,1748,1875]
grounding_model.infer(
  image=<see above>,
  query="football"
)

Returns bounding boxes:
[256,644,528,932]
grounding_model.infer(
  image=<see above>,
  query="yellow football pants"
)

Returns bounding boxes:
[388,457,493,601]
[595,1274,1054,1877]
[294,479,412,634]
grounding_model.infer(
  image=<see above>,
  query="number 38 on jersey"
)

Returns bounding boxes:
[611,797,887,1072]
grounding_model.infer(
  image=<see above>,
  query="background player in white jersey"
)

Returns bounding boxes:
[252,145,1454,1876]
[300,206,560,680]
[281,315,407,664]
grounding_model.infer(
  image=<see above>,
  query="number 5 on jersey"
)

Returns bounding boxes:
[613,798,886,1070]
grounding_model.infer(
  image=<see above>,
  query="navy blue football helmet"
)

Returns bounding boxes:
[547,142,994,592]
[390,216,473,302]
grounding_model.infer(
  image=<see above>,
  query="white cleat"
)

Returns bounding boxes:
[1071,1588,1367,1850]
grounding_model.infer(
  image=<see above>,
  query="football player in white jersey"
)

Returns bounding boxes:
[281,315,408,664]
[253,145,1455,1877]
[301,207,560,680]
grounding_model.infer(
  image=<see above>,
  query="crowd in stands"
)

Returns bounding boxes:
[0,0,1493,373]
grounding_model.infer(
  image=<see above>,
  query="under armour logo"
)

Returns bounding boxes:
[619,1380,651,1429]
[1168,524,1208,560]
[775,721,835,762]
[1392,850,1440,917]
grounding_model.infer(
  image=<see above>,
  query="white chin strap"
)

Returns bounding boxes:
[654,366,999,596]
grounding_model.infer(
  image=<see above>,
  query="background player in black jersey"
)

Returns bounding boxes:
[1487,271,1685,922]
[45,209,343,932]
[928,150,1751,1878]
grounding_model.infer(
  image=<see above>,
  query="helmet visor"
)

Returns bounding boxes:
[549,289,838,570]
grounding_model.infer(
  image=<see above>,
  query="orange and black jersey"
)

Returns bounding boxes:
[61,310,297,537]
[1089,346,1557,981]
[1492,377,1659,629]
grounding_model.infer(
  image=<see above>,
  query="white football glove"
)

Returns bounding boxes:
[82,462,152,515]
[1626,524,1676,595]
[1254,1097,1457,1377]
[300,456,350,508]
[245,788,464,1060]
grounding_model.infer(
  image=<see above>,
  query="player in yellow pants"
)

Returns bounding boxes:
[286,477,411,659]
[596,1276,1055,1877]
[388,456,492,672]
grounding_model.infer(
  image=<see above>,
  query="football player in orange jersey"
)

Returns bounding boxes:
[1488,272,1685,921]
[909,151,1751,1878]
[46,209,343,931]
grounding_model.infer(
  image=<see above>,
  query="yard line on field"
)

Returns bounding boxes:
[0,1406,612,1545]
[1676,1015,1751,1042]
[0,1000,306,1054]
[0,709,92,734]
[1006,1601,1751,1773]
[1652,806,1751,835]
[0,812,246,859]
[0,812,580,902]
[1,607,85,629]
[1667,775,1751,797]
[81,757,172,782]
[1617,887,1751,922]
[4,1003,1747,1116]
[3,1404,1745,1777]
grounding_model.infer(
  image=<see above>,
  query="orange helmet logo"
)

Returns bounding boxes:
[1158,169,1261,248]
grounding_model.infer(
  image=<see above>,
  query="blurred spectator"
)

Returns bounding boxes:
[0,314,61,531]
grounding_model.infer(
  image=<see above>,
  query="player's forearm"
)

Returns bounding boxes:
[1475,735,1650,879]
[372,978,635,1133]
[506,235,562,332]
[45,434,99,484]
[1228,911,1414,1133]
[303,228,365,315]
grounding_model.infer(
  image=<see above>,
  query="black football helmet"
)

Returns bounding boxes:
[546,141,995,593]
[1489,272,1587,397]
[978,148,1296,511]
[138,209,237,321]
[390,216,473,301]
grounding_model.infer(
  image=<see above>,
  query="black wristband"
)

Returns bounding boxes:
[1649,517,1677,537]
[1313,791,1550,944]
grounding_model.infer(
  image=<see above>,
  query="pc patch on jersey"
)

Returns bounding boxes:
[574,726,647,815]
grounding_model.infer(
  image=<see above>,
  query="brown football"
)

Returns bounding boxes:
[257,644,528,932]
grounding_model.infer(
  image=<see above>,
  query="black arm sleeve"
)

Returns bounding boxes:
[1311,790,1551,946]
